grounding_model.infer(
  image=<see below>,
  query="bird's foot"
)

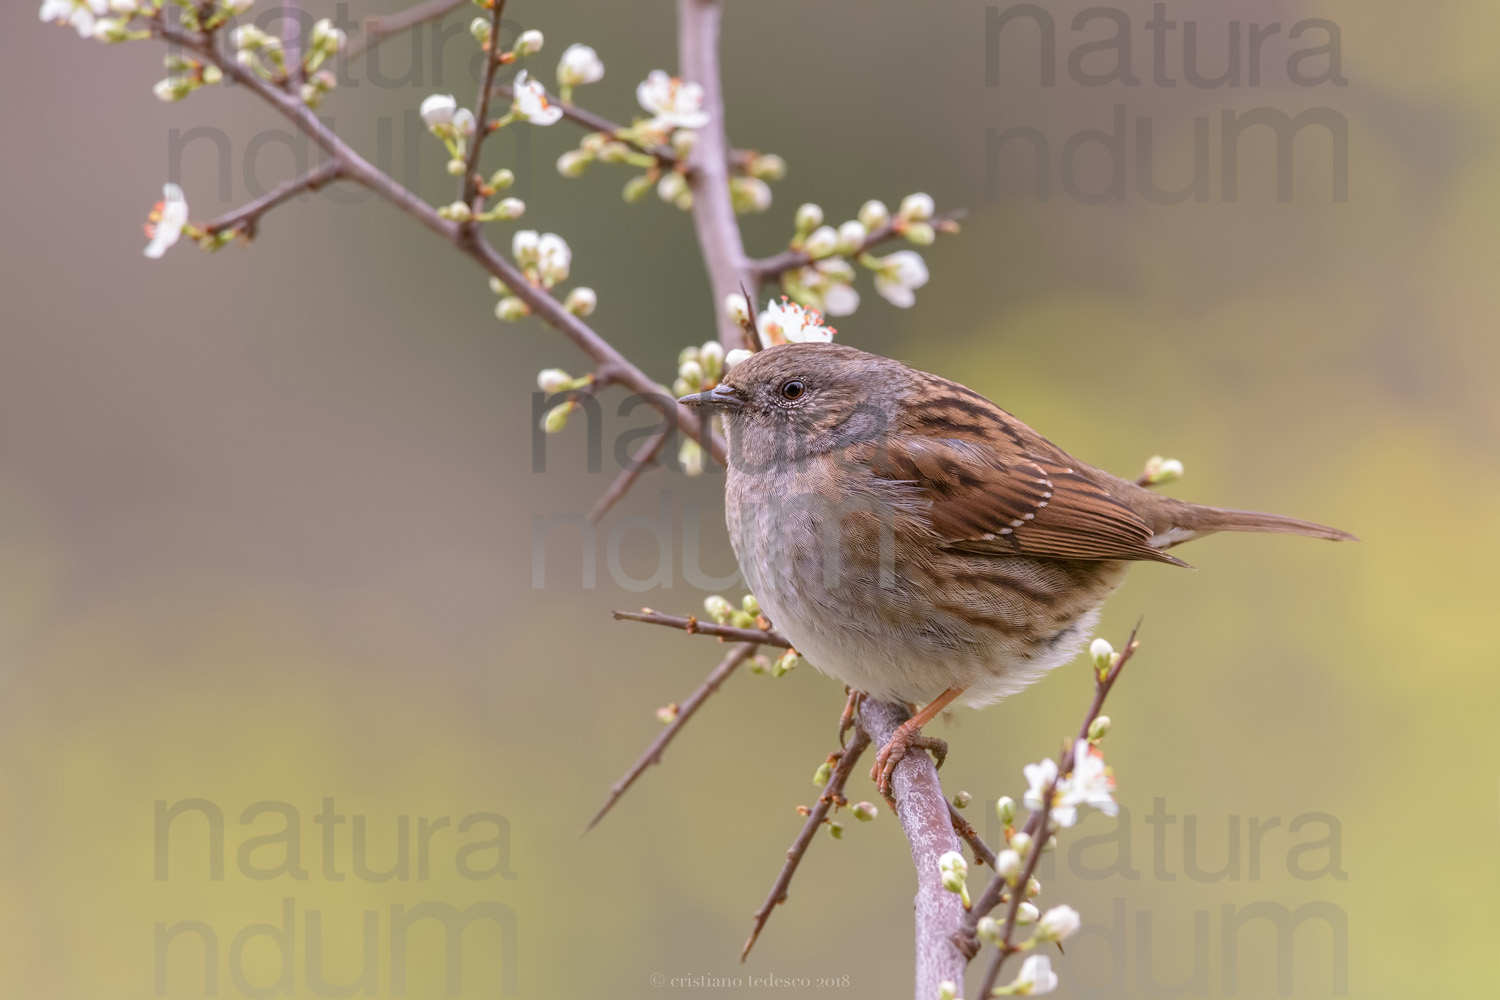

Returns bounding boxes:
[870,723,948,801]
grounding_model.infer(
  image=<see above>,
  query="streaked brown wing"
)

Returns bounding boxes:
[870,422,1183,566]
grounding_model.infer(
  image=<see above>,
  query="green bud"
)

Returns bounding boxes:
[1088,715,1112,742]
[976,916,1003,946]
[622,174,654,202]
[795,202,823,233]
[556,150,590,178]
[741,593,760,617]
[750,153,787,181]
[827,821,843,840]
[446,158,468,176]
[850,801,877,822]
[489,168,515,189]
[772,650,801,677]
[996,796,1017,826]
[496,296,529,321]
[541,401,572,433]
[952,790,972,809]
[813,761,832,787]
[903,221,936,245]
[858,199,890,230]
[703,595,733,623]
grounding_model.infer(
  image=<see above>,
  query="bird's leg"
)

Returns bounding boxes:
[869,686,965,800]
[838,688,865,747]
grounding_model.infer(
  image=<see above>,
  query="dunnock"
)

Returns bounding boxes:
[681,343,1353,796]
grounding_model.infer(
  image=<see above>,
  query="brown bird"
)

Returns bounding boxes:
[680,343,1354,797]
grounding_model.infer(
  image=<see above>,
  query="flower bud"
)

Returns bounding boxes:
[771,650,801,678]
[1024,876,1042,899]
[492,198,525,220]
[951,790,972,809]
[1036,904,1081,943]
[110,0,138,11]
[1090,638,1115,672]
[858,199,890,230]
[741,594,760,616]
[564,286,597,317]
[537,368,573,393]
[419,93,458,130]
[541,400,572,432]
[489,168,515,189]
[556,43,604,88]
[997,849,1022,884]
[803,225,839,259]
[655,703,678,724]
[469,17,491,44]
[496,296,529,322]
[850,801,877,822]
[622,174,654,202]
[446,158,468,176]
[996,796,1017,826]
[515,29,543,55]
[1142,454,1185,484]
[977,916,1003,945]
[899,191,935,221]
[903,221,936,245]
[826,820,844,840]
[657,171,688,203]
[836,220,867,255]
[671,129,697,157]
[703,595,733,622]
[699,341,725,377]
[750,153,787,181]
[153,78,191,102]
[725,348,752,370]
[795,202,824,233]
[1016,901,1040,926]
[1009,831,1033,856]
[202,65,224,85]
[937,981,957,1000]
[813,761,833,787]
[723,293,750,325]
[512,230,540,267]
[679,438,704,477]
[1088,715,1112,742]
[556,150,591,177]
[730,176,773,214]
[678,360,704,390]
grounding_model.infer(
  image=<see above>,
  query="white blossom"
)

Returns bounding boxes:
[537,233,571,285]
[1061,740,1118,817]
[1036,904,1082,944]
[143,183,189,259]
[511,70,562,125]
[420,93,459,130]
[757,297,835,348]
[1009,954,1058,996]
[1089,637,1115,670]
[563,286,596,316]
[899,191,935,222]
[872,249,930,308]
[557,43,604,87]
[512,229,540,267]
[636,69,709,129]
[1023,756,1077,828]
[39,0,108,37]
[515,29,543,55]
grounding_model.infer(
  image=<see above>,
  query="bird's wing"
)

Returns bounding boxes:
[868,393,1183,565]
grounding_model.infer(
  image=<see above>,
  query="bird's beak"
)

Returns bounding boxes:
[678,382,743,411]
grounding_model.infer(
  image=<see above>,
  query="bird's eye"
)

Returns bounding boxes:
[780,379,805,400]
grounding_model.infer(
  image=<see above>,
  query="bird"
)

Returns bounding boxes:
[679,342,1354,798]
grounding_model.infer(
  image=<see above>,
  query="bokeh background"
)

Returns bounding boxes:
[2,0,1496,996]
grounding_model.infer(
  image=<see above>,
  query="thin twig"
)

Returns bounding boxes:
[612,609,790,647]
[748,210,966,283]
[462,0,508,207]
[589,425,673,523]
[152,22,726,466]
[948,802,998,869]
[344,0,468,61]
[493,82,681,168]
[202,161,343,238]
[583,643,758,833]
[967,624,1144,996]
[742,725,871,961]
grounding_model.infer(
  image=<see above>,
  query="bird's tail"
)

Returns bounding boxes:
[1174,503,1357,542]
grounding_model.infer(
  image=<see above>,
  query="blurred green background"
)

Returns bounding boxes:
[1,0,1496,996]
